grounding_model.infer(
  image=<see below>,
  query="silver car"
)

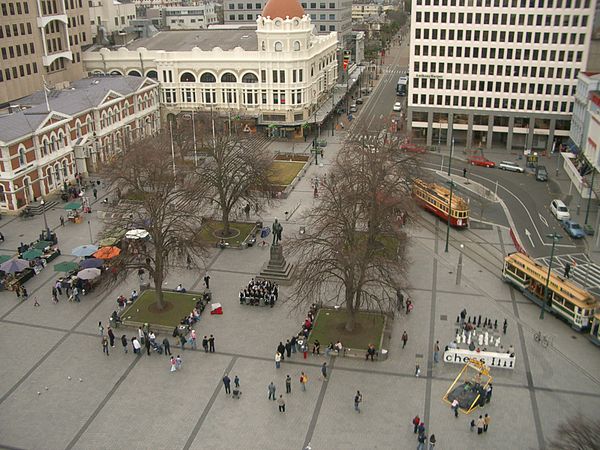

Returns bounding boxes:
[498,161,524,172]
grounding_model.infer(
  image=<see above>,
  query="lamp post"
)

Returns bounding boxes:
[169,118,176,177]
[191,109,198,167]
[584,168,596,225]
[448,137,454,176]
[87,220,93,244]
[540,233,563,320]
[445,179,455,253]
[40,199,50,240]
[456,243,464,285]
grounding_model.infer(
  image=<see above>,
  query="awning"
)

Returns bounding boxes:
[64,202,82,210]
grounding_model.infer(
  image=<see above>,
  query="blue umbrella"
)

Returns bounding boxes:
[71,245,99,257]
[79,258,104,269]
[0,258,30,273]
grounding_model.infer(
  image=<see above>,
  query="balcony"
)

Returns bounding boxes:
[37,14,68,29]
[43,51,73,67]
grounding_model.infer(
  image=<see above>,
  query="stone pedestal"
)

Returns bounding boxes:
[258,243,294,284]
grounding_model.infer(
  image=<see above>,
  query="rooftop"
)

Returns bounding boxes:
[124,28,258,52]
[262,0,305,19]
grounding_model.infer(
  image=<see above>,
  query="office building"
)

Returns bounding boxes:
[89,0,137,42]
[162,4,219,29]
[408,0,595,152]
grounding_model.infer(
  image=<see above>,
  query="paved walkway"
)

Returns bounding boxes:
[0,130,599,450]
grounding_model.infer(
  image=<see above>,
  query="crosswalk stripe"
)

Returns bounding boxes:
[536,253,600,296]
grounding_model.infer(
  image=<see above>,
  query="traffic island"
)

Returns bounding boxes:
[121,289,203,333]
[308,308,388,360]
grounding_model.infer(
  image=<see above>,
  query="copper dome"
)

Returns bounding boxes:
[261,0,305,19]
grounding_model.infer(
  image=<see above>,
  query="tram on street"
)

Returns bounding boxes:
[590,313,600,346]
[412,178,469,227]
[502,252,597,331]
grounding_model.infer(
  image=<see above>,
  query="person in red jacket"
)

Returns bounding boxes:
[412,415,421,433]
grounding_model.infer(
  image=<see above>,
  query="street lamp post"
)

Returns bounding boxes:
[40,199,50,240]
[448,137,455,176]
[584,168,596,225]
[540,233,563,320]
[445,179,455,253]
[87,220,93,244]
[456,243,464,285]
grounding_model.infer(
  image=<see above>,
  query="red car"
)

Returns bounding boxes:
[400,143,426,154]
[467,155,496,168]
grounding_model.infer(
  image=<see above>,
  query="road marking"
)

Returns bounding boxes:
[525,229,535,247]
[538,213,548,227]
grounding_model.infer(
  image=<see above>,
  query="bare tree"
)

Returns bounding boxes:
[548,414,600,450]
[195,127,273,237]
[101,133,207,310]
[287,132,421,331]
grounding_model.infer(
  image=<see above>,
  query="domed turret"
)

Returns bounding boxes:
[261,0,305,19]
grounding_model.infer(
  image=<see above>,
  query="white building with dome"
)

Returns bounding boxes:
[83,0,339,135]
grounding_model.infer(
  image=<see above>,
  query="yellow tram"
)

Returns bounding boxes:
[502,252,597,331]
[412,179,470,227]
[590,312,600,346]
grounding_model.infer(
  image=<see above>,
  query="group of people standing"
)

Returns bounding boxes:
[239,278,279,307]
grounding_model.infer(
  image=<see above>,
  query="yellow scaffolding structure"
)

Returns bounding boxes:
[442,358,493,415]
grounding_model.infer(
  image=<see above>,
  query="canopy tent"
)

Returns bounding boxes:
[77,268,101,280]
[53,261,79,272]
[0,255,12,264]
[22,248,43,261]
[64,202,82,210]
[71,245,98,257]
[98,228,126,247]
[0,258,30,273]
[125,229,149,240]
[33,240,53,250]
[93,246,121,259]
[79,258,104,269]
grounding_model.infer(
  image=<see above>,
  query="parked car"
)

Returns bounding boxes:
[349,104,358,113]
[550,199,570,221]
[535,165,548,181]
[356,98,364,104]
[467,155,496,168]
[561,219,585,239]
[498,161,525,172]
[393,102,402,112]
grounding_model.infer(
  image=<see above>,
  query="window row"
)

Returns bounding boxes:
[414,45,584,62]
[413,60,580,79]
[164,88,306,105]
[302,2,338,8]
[415,0,591,8]
[415,11,588,27]
[413,76,576,97]
[177,69,305,84]
[1,21,33,39]
[1,43,35,59]
[1,1,30,15]
[0,62,38,82]
[46,58,66,73]
[227,2,262,9]
[412,93,574,113]
[414,28,588,44]
[46,37,64,53]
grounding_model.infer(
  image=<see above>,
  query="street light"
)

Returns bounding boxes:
[540,233,563,320]
[40,199,50,241]
[584,168,596,225]
[88,220,93,244]
[444,179,456,253]
[456,243,464,285]
[447,137,455,176]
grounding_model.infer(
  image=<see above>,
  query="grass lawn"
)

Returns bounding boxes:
[269,161,306,186]
[121,289,199,329]
[198,219,257,243]
[309,308,386,350]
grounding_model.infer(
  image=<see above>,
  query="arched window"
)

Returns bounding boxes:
[293,41,301,51]
[128,70,142,77]
[87,117,93,133]
[200,72,216,83]
[146,70,158,80]
[261,41,266,50]
[51,135,58,152]
[221,72,237,83]
[180,72,196,82]
[110,70,123,75]
[18,147,26,165]
[76,122,82,138]
[0,184,5,204]
[46,167,54,187]
[42,139,49,156]
[57,132,64,148]
[242,73,258,83]
[54,164,61,182]
[274,41,283,52]
[62,160,69,177]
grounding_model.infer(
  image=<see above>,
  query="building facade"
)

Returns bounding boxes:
[570,71,600,152]
[89,0,137,42]
[83,0,339,134]
[0,76,160,211]
[351,3,382,21]
[162,4,219,29]
[408,0,596,152]
[223,0,352,46]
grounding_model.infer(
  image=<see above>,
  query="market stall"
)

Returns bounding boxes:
[64,202,83,224]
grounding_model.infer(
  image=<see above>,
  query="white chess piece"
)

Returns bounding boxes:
[484,331,489,346]
[467,332,471,345]
[478,334,484,346]
[495,337,501,347]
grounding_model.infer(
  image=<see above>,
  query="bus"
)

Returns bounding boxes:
[502,252,597,331]
[412,178,469,227]
[396,76,408,96]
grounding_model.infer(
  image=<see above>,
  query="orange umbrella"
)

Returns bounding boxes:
[93,246,121,259]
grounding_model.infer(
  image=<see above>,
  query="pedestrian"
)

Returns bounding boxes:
[190,329,197,349]
[202,336,209,352]
[402,331,408,348]
[277,342,286,361]
[93,187,98,200]
[223,373,231,394]
[312,339,321,356]
[429,434,436,449]
[121,334,128,353]
[33,297,40,307]
[277,395,286,413]
[503,319,507,335]
[138,326,144,344]
[170,356,177,372]
[52,286,59,303]
[132,337,141,355]
[60,215,65,227]
[102,336,109,356]
[406,299,413,314]
[268,382,276,400]
[417,433,427,450]
[179,334,186,351]
[98,321,104,336]
[415,363,421,377]
[476,415,485,434]
[412,415,420,433]
[417,422,425,436]
[145,337,151,355]
[300,372,308,391]
[209,334,215,352]
[107,326,115,347]
[354,390,362,413]
[321,362,328,381]
[451,398,459,417]
[470,419,476,432]
[290,336,297,353]
[204,273,210,289]
[285,374,291,393]
[186,254,192,269]
[564,262,571,278]
[366,343,376,361]
[55,280,63,296]
[484,413,491,432]
[162,337,171,356]
[234,375,240,389]
[275,351,282,369]
[485,383,493,403]
[285,339,292,358]
[176,355,182,370]
[433,340,440,364]
[463,167,467,178]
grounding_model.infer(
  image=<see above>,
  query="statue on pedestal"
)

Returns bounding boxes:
[272,219,283,246]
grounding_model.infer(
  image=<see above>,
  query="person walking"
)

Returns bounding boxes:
[138,326,144,344]
[132,337,141,355]
[190,329,197,350]
[209,334,215,352]
[145,337,151,356]
[51,286,59,303]
[417,422,426,436]
[93,187,98,200]
[234,375,240,389]
[285,340,292,358]
[60,216,65,227]
[223,373,231,394]
[277,342,286,361]
[485,383,493,403]
[429,434,436,449]
[202,336,209,352]
[564,262,571,278]
[502,319,508,335]
[417,433,427,450]
[163,337,172,356]
[476,415,485,434]
[433,341,440,364]
[170,356,177,372]
[354,390,362,413]
[402,331,408,348]
[102,336,109,356]
[451,398,459,417]
[463,167,467,178]
[483,413,491,432]
[121,335,128,353]
[179,334,186,351]
[412,415,421,434]
[277,395,286,413]
[203,273,210,289]
[176,355,182,370]
[321,362,328,381]
[268,382,276,401]
[98,321,104,336]
[107,326,115,347]
[300,372,308,391]
[55,280,63,296]
[275,351,282,369]
[285,375,292,394]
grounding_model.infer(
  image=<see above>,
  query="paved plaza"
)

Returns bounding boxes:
[0,134,599,450]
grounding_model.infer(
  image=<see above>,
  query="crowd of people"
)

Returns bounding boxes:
[177,292,210,330]
[239,278,279,307]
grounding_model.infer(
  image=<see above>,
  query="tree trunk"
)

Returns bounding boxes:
[221,207,231,237]
[153,254,165,310]
[344,287,356,332]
